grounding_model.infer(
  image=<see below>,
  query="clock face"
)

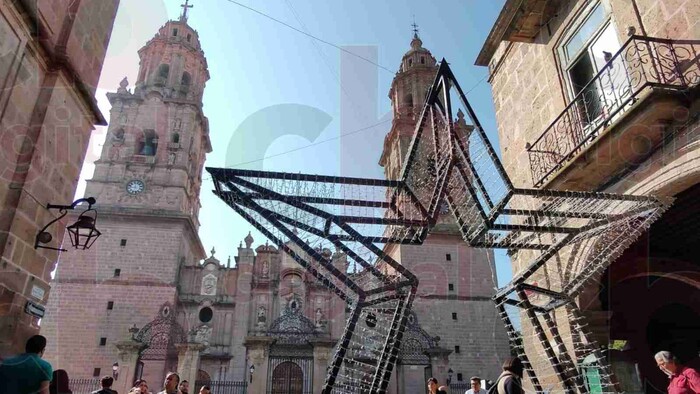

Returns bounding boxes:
[126,179,145,195]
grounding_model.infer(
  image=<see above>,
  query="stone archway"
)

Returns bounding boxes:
[597,183,700,394]
[134,303,187,385]
[395,311,447,393]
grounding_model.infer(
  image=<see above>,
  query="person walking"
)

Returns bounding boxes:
[198,385,211,394]
[655,350,700,394]
[490,357,524,394]
[427,377,448,394]
[91,376,117,394]
[157,372,180,394]
[50,370,73,394]
[132,379,150,394]
[177,380,189,394]
[465,376,487,394]
[0,334,53,394]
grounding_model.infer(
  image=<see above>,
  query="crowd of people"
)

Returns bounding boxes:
[427,357,523,394]
[429,355,700,394]
[0,336,213,394]
[0,335,698,393]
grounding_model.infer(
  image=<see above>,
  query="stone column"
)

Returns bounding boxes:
[310,338,335,392]
[426,347,452,387]
[244,336,274,393]
[176,342,206,387]
[114,339,145,394]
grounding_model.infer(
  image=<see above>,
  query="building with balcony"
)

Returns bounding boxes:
[476,0,698,393]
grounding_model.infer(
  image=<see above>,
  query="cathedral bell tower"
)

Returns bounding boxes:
[379,32,438,180]
[42,8,211,386]
[88,13,211,226]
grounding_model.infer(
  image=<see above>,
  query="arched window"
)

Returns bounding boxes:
[171,133,180,144]
[137,129,158,156]
[155,64,169,86]
[404,94,413,108]
[420,56,425,64]
[180,72,191,95]
[408,58,413,67]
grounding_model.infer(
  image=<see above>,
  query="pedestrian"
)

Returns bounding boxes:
[157,372,180,394]
[178,379,189,394]
[91,376,118,394]
[465,376,487,394]
[133,379,149,394]
[198,385,211,394]
[0,334,53,394]
[654,350,700,394]
[50,369,72,394]
[428,377,448,394]
[489,357,524,394]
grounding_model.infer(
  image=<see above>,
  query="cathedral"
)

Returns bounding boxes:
[42,10,509,394]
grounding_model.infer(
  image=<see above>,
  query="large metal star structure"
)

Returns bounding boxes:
[208,61,668,393]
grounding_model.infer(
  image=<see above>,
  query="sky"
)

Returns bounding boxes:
[78,0,512,286]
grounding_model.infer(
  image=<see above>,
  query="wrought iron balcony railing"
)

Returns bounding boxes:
[527,35,700,187]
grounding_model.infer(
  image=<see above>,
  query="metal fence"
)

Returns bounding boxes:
[450,382,471,392]
[194,380,247,394]
[68,378,101,393]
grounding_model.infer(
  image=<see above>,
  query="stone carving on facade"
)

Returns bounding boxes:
[191,324,212,346]
[314,308,326,330]
[267,297,317,344]
[257,306,267,329]
[201,273,217,296]
[117,77,129,93]
[260,260,269,278]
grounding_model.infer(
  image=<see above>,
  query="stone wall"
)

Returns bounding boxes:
[0,0,118,357]
[391,234,511,384]
[42,216,193,377]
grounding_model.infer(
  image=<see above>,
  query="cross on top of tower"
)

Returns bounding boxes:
[411,16,419,39]
[180,0,193,21]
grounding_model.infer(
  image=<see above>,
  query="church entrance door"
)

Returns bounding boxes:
[271,361,304,394]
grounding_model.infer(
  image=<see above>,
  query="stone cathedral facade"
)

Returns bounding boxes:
[42,14,509,394]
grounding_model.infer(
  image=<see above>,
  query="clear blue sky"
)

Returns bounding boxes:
[80,0,512,286]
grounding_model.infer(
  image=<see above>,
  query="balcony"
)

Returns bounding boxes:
[527,35,700,188]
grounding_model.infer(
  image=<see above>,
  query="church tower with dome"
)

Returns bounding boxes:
[379,31,511,391]
[42,6,213,391]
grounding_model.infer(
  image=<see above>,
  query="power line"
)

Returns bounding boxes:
[223,0,396,74]
[228,118,392,168]
[210,72,488,170]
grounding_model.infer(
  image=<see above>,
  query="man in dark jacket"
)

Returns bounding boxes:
[91,376,117,394]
